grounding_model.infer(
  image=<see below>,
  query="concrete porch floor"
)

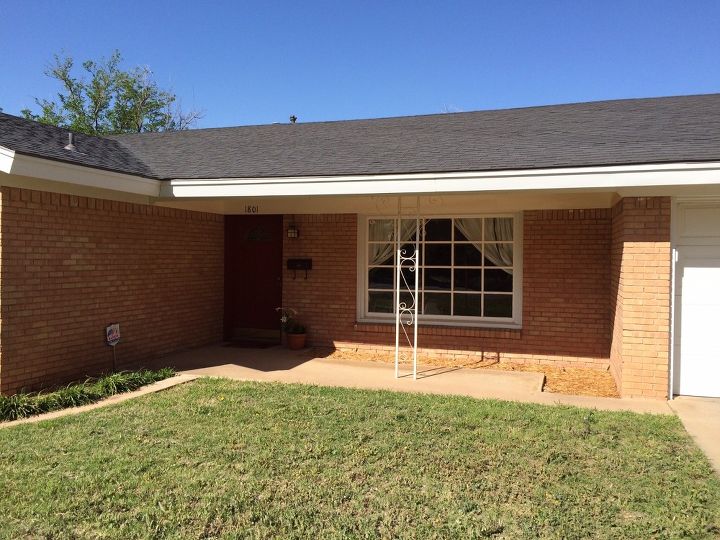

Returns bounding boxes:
[147,344,671,415]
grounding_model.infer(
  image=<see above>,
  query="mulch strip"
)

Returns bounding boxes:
[319,349,619,398]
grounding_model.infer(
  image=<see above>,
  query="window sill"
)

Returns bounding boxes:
[355,317,522,331]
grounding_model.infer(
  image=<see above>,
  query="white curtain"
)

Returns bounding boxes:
[455,217,513,274]
[368,219,417,266]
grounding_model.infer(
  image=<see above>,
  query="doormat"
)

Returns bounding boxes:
[223,340,279,349]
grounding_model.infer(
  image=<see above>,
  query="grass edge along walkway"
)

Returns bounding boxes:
[0,368,183,425]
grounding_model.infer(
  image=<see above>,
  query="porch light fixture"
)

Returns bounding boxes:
[287,224,300,239]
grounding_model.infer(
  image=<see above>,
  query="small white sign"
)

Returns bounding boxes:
[106,323,121,347]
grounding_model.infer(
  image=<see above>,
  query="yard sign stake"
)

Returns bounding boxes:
[105,323,121,372]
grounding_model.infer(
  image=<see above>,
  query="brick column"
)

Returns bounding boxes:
[610,197,672,398]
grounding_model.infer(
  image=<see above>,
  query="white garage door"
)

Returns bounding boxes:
[674,202,720,397]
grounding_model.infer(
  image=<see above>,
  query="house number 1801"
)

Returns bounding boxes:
[244,205,259,214]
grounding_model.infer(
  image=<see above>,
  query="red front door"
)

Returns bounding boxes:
[224,215,283,342]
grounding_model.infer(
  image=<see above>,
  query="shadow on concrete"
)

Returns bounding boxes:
[397,365,465,379]
[395,358,501,380]
[141,343,333,373]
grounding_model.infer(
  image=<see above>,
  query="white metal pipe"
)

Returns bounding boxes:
[669,246,677,399]
[413,218,419,380]
[668,199,677,400]
[395,246,401,377]
[395,199,401,379]
[395,250,401,378]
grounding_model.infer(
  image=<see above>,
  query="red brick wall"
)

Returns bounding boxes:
[609,197,671,398]
[282,210,612,369]
[282,214,357,346]
[609,202,625,393]
[0,192,669,398]
[0,187,224,394]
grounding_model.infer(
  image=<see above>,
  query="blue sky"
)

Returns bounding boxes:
[1,1,719,128]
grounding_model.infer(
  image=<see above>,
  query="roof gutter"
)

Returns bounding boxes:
[0,146,161,197]
[163,161,720,198]
[0,145,15,174]
[5,145,720,200]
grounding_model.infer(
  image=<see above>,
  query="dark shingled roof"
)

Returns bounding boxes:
[3,94,720,180]
[0,113,156,178]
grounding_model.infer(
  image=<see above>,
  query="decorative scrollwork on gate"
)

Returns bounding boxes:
[395,242,419,379]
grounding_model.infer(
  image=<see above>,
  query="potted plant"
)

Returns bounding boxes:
[276,307,308,350]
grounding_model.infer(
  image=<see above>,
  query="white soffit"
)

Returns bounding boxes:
[165,162,720,198]
[0,149,161,197]
[0,145,15,174]
[156,191,619,215]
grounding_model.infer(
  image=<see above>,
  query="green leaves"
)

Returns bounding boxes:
[0,367,174,421]
[112,66,174,133]
[21,50,202,135]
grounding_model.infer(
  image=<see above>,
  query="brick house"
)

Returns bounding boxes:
[1,94,719,400]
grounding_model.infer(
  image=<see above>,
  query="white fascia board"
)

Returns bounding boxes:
[165,161,720,198]
[0,145,15,173]
[1,151,161,197]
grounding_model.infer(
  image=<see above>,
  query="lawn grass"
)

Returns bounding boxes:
[0,378,718,539]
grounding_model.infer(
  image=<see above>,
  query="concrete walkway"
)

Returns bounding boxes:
[669,396,720,475]
[6,345,716,473]
[148,344,672,415]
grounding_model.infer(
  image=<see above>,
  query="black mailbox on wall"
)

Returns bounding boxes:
[287,258,312,279]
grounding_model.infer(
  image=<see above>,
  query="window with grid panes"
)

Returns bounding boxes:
[365,217,517,323]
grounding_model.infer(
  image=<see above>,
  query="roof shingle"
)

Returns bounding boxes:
[0,114,156,178]
[3,94,720,180]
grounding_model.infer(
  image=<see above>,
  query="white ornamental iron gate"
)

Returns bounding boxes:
[394,213,420,380]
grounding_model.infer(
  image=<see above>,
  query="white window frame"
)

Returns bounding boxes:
[356,213,523,329]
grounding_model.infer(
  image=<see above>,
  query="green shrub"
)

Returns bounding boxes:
[0,393,41,421]
[0,368,175,422]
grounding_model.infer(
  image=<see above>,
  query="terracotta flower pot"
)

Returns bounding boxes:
[286,333,307,350]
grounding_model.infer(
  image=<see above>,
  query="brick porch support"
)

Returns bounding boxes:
[610,197,672,398]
